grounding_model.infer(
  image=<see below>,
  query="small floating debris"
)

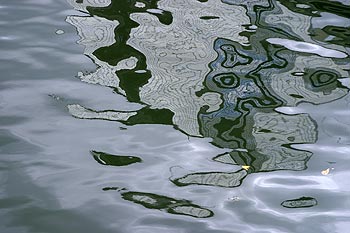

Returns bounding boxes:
[228,196,240,202]
[102,187,126,191]
[55,29,65,35]
[91,150,142,166]
[242,165,250,171]
[321,168,330,175]
[48,94,62,101]
[281,196,317,208]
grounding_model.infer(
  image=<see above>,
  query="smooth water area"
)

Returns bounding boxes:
[1,0,350,232]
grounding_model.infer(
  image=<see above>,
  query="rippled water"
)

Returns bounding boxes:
[1,0,350,232]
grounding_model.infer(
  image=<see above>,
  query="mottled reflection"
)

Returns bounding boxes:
[173,169,247,188]
[66,0,349,217]
[122,191,213,218]
[103,189,213,218]
[281,196,318,208]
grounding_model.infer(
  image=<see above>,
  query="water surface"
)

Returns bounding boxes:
[1,0,350,232]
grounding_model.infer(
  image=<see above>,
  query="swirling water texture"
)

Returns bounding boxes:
[64,0,350,230]
[0,0,349,232]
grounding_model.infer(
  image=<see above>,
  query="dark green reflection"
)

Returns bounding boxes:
[87,0,172,102]
[312,26,350,47]
[120,191,213,218]
[91,151,141,166]
[173,169,247,188]
[279,0,350,18]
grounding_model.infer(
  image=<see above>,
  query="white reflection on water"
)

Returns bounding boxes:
[253,174,339,190]
[267,38,348,58]
[293,144,350,154]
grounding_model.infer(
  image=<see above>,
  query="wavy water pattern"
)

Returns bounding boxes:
[64,0,349,220]
[1,0,349,233]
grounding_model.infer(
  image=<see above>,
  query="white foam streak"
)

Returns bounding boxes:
[292,144,350,154]
[253,175,339,190]
[267,38,348,58]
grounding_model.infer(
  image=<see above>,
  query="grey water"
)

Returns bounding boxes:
[1,0,350,232]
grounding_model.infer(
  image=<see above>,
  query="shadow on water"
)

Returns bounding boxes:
[65,0,349,217]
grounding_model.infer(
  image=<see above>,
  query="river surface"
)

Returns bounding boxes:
[1,0,350,232]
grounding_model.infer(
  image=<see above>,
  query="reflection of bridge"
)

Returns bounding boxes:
[66,0,349,213]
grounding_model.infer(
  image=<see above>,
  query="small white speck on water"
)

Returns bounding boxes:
[296,4,311,9]
[135,2,146,8]
[249,25,257,30]
[55,29,65,35]
[135,70,147,73]
[293,72,304,76]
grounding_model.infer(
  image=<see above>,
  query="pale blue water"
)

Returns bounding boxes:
[1,0,350,232]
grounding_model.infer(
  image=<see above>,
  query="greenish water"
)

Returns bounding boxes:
[1,0,350,232]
